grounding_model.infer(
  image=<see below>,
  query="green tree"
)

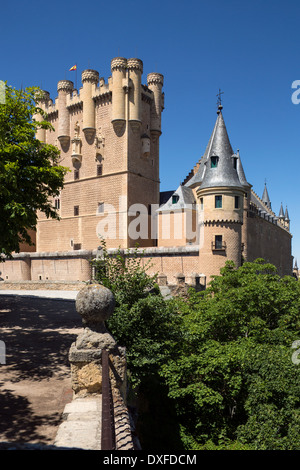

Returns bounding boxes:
[92,242,184,449]
[92,239,159,308]
[0,85,68,257]
[161,259,300,450]
[92,240,180,384]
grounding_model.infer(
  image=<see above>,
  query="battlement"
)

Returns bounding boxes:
[35,57,164,142]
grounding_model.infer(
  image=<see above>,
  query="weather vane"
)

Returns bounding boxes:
[216,88,224,108]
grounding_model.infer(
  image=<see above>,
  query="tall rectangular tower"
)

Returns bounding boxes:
[35,58,164,251]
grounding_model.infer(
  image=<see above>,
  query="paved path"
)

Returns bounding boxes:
[0,293,82,449]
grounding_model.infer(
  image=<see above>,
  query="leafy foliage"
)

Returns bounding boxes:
[92,239,158,308]
[161,259,300,449]
[92,240,181,385]
[0,85,68,256]
[93,249,300,450]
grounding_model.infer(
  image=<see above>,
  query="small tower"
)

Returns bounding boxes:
[187,104,250,281]
[147,72,164,140]
[278,202,285,220]
[127,58,143,131]
[285,206,290,231]
[57,80,74,148]
[262,182,272,210]
[110,57,127,131]
[293,259,299,279]
[33,90,50,143]
[81,69,99,141]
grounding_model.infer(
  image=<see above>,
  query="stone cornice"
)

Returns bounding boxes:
[111,57,127,71]
[147,73,164,86]
[57,80,74,92]
[127,58,143,73]
[82,69,99,83]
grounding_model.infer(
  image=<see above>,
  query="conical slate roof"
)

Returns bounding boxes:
[262,183,271,210]
[278,203,285,218]
[285,206,290,221]
[185,107,250,190]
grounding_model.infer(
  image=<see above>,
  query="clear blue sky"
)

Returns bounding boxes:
[1,0,300,266]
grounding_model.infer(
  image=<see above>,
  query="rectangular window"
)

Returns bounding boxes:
[200,197,204,210]
[172,195,179,204]
[54,198,60,210]
[74,170,79,180]
[233,157,237,169]
[97,164,103,176]
[74,205,79,216]
[235,196,239,209]
[211,156,218,168]
[215,195,222,208]
[98,202,104,213]
[215,235,223,249]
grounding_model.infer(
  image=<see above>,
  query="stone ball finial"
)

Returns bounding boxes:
[76,284,115,328]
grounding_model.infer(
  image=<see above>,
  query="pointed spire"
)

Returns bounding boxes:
[294,258,298,270]
[262,182,271,210]
[278,202,284,218]
[185,105,249,190]
[199,108,245,190]
[285,206,290,221]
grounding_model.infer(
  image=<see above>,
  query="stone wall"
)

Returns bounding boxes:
[247,214,293,276]
[0,246,201,286]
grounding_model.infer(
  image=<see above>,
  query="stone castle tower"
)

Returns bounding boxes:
[184,104,251,279]
[158,103,293,281]
[3,57,292,285]
[34,58,164,251]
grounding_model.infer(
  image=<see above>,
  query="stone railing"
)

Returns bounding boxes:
[55,284,134,450]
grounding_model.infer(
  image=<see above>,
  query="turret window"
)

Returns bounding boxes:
[235,196,240,209]
[232,157,238,169]
[212,235,226,251]
[211,156,219,168]
[215,195,222,208]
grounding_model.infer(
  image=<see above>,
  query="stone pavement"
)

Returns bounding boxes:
[54,397,102,450]
[0,289,79,300]
[0,290,135,450]
[0,292,82,449]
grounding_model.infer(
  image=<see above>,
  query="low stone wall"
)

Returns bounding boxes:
[0,246,204,287]
[0,280,86,291]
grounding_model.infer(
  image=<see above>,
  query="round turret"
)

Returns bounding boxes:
[34,90,50,143]
[57,80,74,147]
[81,69,99,140]
[147,73,164,137]
[127,58,143,130]
[111,57,127,129]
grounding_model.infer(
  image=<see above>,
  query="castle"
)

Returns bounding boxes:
[0,57,293,286]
